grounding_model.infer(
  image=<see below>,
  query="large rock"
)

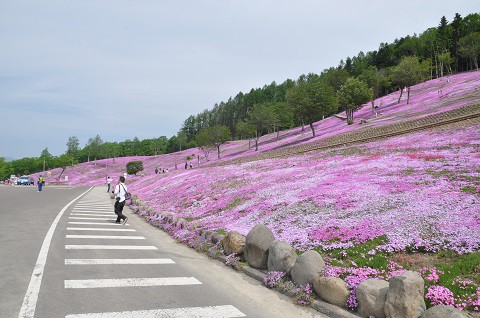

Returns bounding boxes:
[356,278,389,318]
[313,276,349,308]
[385,271,426,318]
[290,250,325,286]
[223,231,246,255]
[267,240,297,273]
[420,305,473,318]
[244,225,275,269]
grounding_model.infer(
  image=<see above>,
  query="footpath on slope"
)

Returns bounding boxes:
[211,103,480,166]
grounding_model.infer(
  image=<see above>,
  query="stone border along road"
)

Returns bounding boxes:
[209,103,480,166]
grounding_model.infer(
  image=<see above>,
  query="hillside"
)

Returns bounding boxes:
[34,71,480,313]
[41,71,479,185]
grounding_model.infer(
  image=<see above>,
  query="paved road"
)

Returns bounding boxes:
[1,185,327,318]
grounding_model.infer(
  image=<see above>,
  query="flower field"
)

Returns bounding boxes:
[37,71,480,313]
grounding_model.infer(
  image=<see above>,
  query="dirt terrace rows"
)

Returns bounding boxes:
[210,103,480,167]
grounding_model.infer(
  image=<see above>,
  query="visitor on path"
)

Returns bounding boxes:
[113,176,128,224]
[185,162,188,169]
[37,174,45,192]
[107,176,112,193]
[155,167,158,174]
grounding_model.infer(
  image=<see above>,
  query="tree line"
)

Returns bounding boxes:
[180,13,480,146]
[0,134,187,180]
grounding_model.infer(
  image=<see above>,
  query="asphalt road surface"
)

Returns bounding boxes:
[1,185,327,318]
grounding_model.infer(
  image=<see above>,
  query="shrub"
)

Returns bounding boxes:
[126,160,144,175]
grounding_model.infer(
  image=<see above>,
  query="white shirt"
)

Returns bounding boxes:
[114,183,128,203]
[107,178,112,184]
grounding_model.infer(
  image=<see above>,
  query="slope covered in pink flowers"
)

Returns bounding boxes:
[38,71,480,312]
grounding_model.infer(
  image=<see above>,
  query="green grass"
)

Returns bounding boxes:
[461,186,478,195]
[226,197,247,210]
[402,167,416,175]
[425,169,453,178]
[317,236,389,269]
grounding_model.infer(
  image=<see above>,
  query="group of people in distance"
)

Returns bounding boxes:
[154,167,169,174]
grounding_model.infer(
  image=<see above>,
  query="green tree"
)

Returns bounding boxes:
[286,78,338,137]
[177,131,188,152]
[195,130,215,161]
[40,148,53,171]
[126,161,144,175]
[319,67,350,91]
[86,135,103,162]
[66,136,80,157]
[151,136,168,156]
[0,157,6,180]
[392,56,429,104]
[450,13,463,71]
[235,120,256,150]
[437,51,455,76]
[247,103,276,151]
[458,32,480,70]
[338,77,372,125]
[56,154,74,180]
[132,137,141,156]
[272,102,293,140]
[359,66,390,110]
[204,125,231,159]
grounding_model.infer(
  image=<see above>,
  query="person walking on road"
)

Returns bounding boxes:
[113,176,128,224]
[37,174,45,192]
[106,176,112,193]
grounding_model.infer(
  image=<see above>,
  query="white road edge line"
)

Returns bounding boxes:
[65,258,175,265]
[64,277,202,288]
[18,186,93,318]
[66,235,145,240]
[65,305,246,318]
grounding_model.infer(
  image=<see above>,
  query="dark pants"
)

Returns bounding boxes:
[114,200,127,223]
[107,184,111,192]
[38,182,43,191]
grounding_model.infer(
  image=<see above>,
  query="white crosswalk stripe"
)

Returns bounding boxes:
[72,209,113,213]
[67,228,136,232]
[71,213,114,216]
[65,258,175,265]
[65,245,157,250]
[66,235,145,240]
[69,217,117,220]
[65,277,202,288]
[65,305,246,318]
[68,222,129,226]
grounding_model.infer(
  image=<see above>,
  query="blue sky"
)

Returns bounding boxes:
[0,0,478,158]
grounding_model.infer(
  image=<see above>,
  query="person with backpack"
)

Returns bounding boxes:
[113,176,129,224]
[37,174,45,192]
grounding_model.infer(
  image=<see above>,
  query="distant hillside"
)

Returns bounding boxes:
[37,70,480,185]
